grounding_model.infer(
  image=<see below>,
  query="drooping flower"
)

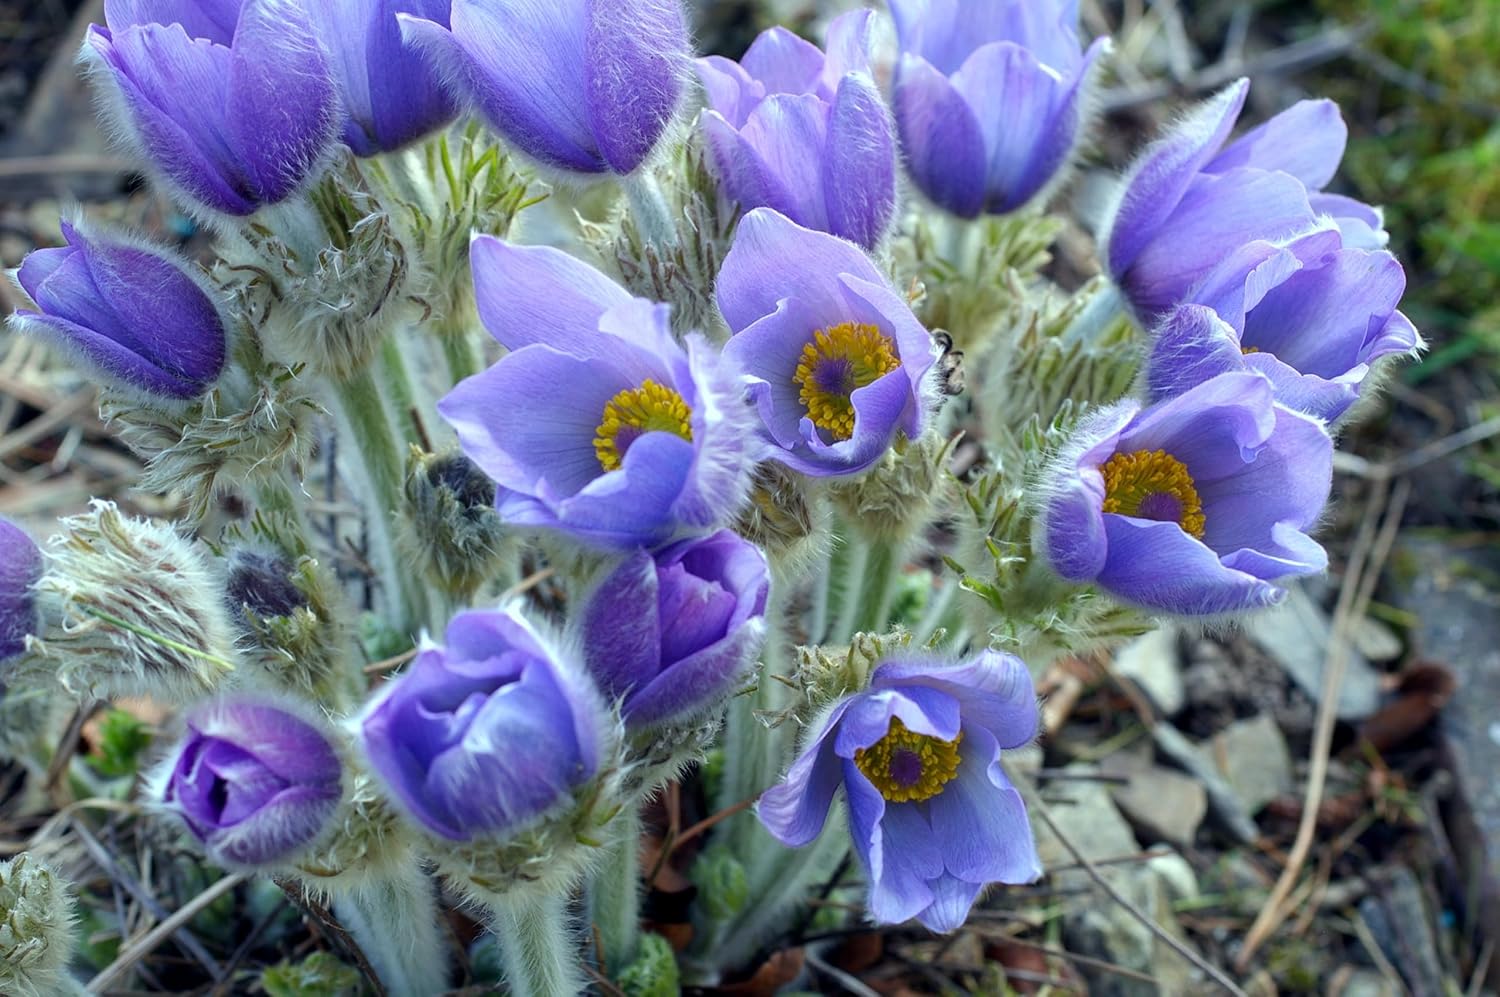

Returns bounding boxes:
[84,0,339,217]
[360,607,606,841]
[10,220,226,401]
[159,698,343,867]
[697,11,896,249]
[1099,79,1385,322]
[579,530,770,728]
[718,208,938,477]
[760,650,1042,932]
[887,0,1107,218]
[304,0,459,156]
[399,0,689,176]
[1038,372,1332,616]
[0,518,41,663]
[1147,242,1422,423]
[438,236,754,549]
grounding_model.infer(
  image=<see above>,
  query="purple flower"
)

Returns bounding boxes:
[1038,372,1332,616]
[160,699,342,867]
[305,0,459,156]
[579,530,770,728]
[760,650,1042,932]
[1147,241,1422,423]
[697,11,896,249]
[718,209,938,477]
[10,220,226,400]
[361,608,605,841]
[1099,80,1385,323]
[399,0,689,175]
[438,237,754,549]
[888,0,1106,218]
[85,0,339,216]
[0,517,42,663]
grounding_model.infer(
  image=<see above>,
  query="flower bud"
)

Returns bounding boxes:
[9,220,226,402]
[0,853,80,997]
[580,531,770,729]
[31,501,237,702]
[1,516,42,663]
[827,430,957,542]
[157,698,343,868]
[401,449,508,601]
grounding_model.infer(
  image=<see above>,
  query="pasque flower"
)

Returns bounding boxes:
[888,0,1107,217]
[697,10,896,249]
[1099,79,1386,322]
[159,699,343,867]
[85,0,339,216]
[760,650,1042,932]
[579,530,770,728]
[1038,372,1332,616]
[718,208,938,476]
[10,220,226,400]
[399,0,689,175]
[360,607,606,841]
[438,236,754,549]
[1147,241,1422,423]
[0,517,41,663]
[305,0,459,156]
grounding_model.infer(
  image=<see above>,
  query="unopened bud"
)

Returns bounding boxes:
[0,852,80,997]
[401,449,508,601]
[828,430,957,542]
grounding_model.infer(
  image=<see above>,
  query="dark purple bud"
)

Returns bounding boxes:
[304,0,459,156]
[360,608,605,840]
[0,517,42,662]
[85,0,340,216]
[161,699,342,867]
[581,530,770,728]
[10,221,226,400]
[224,549,305,621]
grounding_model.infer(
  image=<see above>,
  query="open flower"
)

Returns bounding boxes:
[10,220,226,401]
[760,650,1042,932]
[399,0,689,176]
[718,209,938,477]
[1147,243,1422,423]
[438,237,754,549]
[1038,372,1332,616]
[159,699,343,868]
[1099,79,1385,322]
[888,0,1106,217]
[697,11,896,248]
[305,0,458,156]
[360,608,606,841]
[84,0,339,216]
[0,517,41,663]
[579,530,770,728]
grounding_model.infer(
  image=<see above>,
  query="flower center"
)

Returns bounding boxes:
[793,322,901,442]
[1100,449,1206,538]
[593,379,693,472]
[853,716,964,803]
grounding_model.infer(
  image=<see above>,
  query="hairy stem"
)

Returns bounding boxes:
[333,866,450,997]
[588,807,644,974]
[491,892,586,997]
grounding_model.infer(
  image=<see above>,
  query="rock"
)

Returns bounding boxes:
[1032,765,1139,870]
[1331,967,1401,997]
[1246,584,1382,719]
[1357,867,1444,997]
[1392,538,1500,988]
[1112,626,1186,716]
[1101,752,1207,849]
[1145,850,1199,904]
[1198,714,1294,815]
[1151,722,1260,844]
[1350,616,1403,663]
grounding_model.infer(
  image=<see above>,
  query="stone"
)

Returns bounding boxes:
[1357,867,1444,996]
[1032,765,1139,871]
[1101,752,1207,849]
[1332,967,1401,997]
[1350,616,1403,663]
[1145,850,1199,904]
[1198,714,1293,815]
[1392,537,1500,988]
[1247,583,1382,719]
[1112,626,1186,716]
[1151,722,1260,844]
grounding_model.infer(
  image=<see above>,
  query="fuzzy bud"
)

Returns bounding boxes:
[401,449,508,601]
[827,430,958,542]
[617,933,681,997]
[691,845,749,921]
[30,502,237,702]
[791,630,917,727]
[0,680,61,766]
[0,853,80,997]
[1,516,42,663]
[733,462,826,569]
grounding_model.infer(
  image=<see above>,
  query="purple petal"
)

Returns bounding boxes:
[822,10,874,83]
[1206,99,1346,189]
[469,236,631,351]
[832,686,962,757]
[740,25,824,94]
[0,517,42,660]
[870,651,1039,749]
[918,876,985,933]
[1144,304,1247,401]
[696,56,759,129]
[759,700,853,847]
[580,549,663,699]
[823,73,896,247]
[623,618,765,727]
[1118,372,1277,485]
[732,93,834,232]
[187,701,342,786]
[892,54,985,218]
[105,0,240,41]
[583,0,687,174]
[845,763,935,924]
[928,726,1041,884]
[1097,516,1286,615]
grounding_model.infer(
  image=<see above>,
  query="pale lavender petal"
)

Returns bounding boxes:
[583,0,687,174]
[469,237,631,351]
[1206,99,1346,189]
[1097,516,1286,615]
[892,54,986,218]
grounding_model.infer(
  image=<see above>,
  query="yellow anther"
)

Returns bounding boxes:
[593,380,693,472]
[853,716,964,803]
[1100,448,1206,538]
[792,322,901,441]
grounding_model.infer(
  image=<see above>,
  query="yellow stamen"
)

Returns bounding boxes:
[593,380,693,472]
[792,322,901,441]
[1100,449,1206,538]
[1241,345,1260,355]
[853,716,964,803]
